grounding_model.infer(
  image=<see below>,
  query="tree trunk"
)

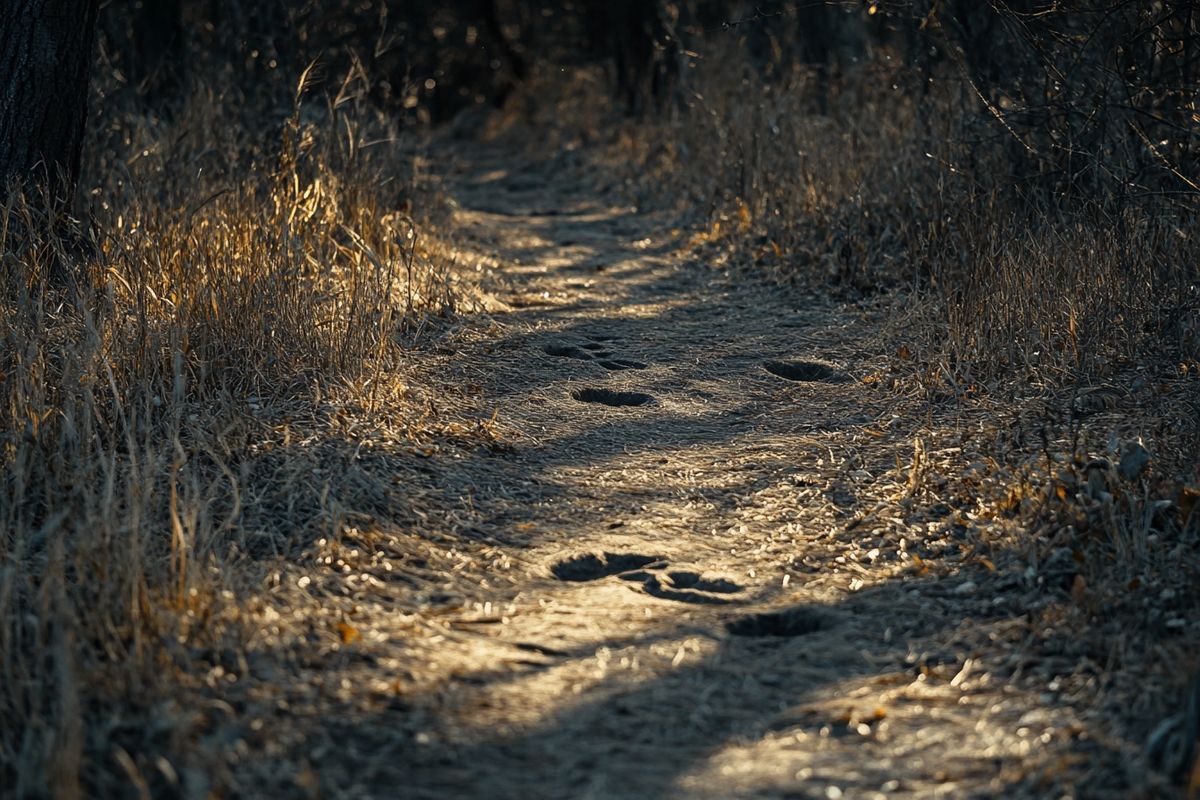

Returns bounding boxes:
[128,0,182,99]
[0,0,100,205]
[585,0,677,116]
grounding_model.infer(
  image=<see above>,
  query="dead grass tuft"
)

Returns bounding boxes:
[0,66,471,796]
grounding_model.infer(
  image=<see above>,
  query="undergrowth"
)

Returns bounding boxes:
[4,6,1199,796]
[604,34,1200,773]
[0,64,460,796]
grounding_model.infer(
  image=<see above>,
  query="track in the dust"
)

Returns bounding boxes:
[378,146,1127,800]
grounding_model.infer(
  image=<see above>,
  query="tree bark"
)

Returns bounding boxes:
[0,0,99,205]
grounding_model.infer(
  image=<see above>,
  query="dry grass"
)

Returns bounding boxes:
[4,16,1199,797]
[598,35,1200,780]
[618,39,1200,381]
[0,65,475,796]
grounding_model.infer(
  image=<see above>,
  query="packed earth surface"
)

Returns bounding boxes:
[228,138,1185,800]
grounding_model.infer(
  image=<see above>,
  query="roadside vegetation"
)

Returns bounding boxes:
[2,1,1197,797]
[614,7,1200,783]
[1,8,474,795]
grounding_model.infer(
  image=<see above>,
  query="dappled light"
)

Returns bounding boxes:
[2,2,1198,799]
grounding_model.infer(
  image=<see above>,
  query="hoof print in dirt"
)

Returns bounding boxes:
[512,641,570,658]
[545,342,646,371]
[636,571,745,605]
[666,571,741,594]
[764,360,849,383]
[617,570,658,582]
[572,388,655,407]
[726,607,831,638]
[544,343,594,360]
[551,551,665,582]
[598,358,647,371]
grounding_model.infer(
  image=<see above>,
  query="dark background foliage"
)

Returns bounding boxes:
[100,1,1200,201]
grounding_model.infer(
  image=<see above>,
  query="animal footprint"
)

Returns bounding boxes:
[572,388,655,407]
[544,343,593,360]
[551,554,744,605]
[664,571,741,594]
[726,606,833,638]
[764,360,850,383]
[635,571,745,605]
[598,358,647,371]
[543,340,647,370]
[551,552,666,582]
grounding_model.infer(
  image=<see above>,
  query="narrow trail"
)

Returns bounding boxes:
[269,143,1159,799]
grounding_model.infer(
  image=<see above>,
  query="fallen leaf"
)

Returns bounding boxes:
[337,622,360,645]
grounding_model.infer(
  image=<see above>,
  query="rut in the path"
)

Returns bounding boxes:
[264,146,1171,800]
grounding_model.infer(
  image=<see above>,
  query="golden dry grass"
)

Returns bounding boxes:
[0,67,478,796]
[611,38,1200,382]
[3,31,1199,800]
[610,37,1199,516]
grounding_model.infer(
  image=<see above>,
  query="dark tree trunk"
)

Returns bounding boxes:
[585,0,677,116]
[0,0,100,205]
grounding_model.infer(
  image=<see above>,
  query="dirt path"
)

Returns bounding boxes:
[244,143,1172,799]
